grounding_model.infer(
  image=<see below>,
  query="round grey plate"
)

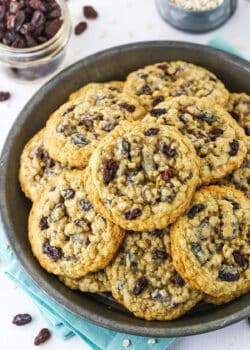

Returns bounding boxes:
[0,41,250,337]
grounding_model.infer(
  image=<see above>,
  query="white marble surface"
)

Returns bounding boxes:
[0,1,249,349]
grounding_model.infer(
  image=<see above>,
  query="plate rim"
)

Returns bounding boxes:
[1,40,250,337]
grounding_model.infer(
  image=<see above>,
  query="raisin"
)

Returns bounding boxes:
[25,34,37,47]
[62,188,75,200]
[150,108,166,117]
[118,138,130,154]
[83,5,98,19]
[229,139,239,156]
[247,177,250,186]
[157,63,168,70]
[244,126,250,136]
[118,102,135,113]
[45,18,62,39]
[215,243,224,252]
[0,91,10,102]
[174,273,185,286]
[247,231,250,245]
[209,127,223,139]
[191,243,209,265]
[40,217,49,230]
[124,208,142,220]
[14,11,26,31]
[161,168,174,182]
[43,241,62,260]
[187,204,205,219]
[47,8,61,19]
[31,10,45,27]
[102,122,117,132]
[196,113,217,124]
[161,143,177,158]
[30,0,47,12]
[103,159,118,185]
[74,21,87,35]
[136,84,151,96]
[12,313,32,326]
[71,133,88,146]
[62,105,75,116]
[223,197,239,210]
[233,250,248,268]
[218,266,240,282]
[133,277,148,295]
[152,249,168,260]
[230,111,240,122]
[34,328,51,346]
[144,128,159,136]
[152,96,164,107]
[79,198,92,211]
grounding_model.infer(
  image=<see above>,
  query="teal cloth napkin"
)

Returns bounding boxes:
[0,224,174,350]
[0,35,245,350]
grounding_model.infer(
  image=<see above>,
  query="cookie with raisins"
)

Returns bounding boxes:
[106,229,202,320]
[69,81,124,101]
[219,93,250,198]
[85,121,200,231]
[44,91,146,167]
[171,186,250,299]
[19,128,74,202]
[124,61,229,110]
[28,170,124,278]
[144,96,247,185]
[59,269,110,293]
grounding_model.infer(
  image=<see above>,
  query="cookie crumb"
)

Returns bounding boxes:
[3,242,10,250]
[148,338,157,344]
[122,339,131,347]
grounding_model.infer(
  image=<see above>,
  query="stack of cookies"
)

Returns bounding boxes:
[19,61,250,321]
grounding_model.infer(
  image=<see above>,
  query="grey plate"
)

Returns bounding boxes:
[0,41,250,337]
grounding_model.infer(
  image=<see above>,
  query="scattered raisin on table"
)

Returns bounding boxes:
[12,313,32,326]
[0,91,10,102]
[83,6,98,19]
[34,328,51,346]
[74,21,87,35]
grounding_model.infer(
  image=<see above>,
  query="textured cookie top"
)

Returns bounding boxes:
[171,186,250,298]
[59,269,110,293]
[124,61,229,109]
[144,96,247,184]
[107,230,202,320]
[19,129,72,202]
[85,121,200,231]
[69,81,124,101]
[220,93,250,197]
[28,170,125,278]
[44,92,146,167]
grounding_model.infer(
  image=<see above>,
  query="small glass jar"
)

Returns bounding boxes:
[0,0,71,81]
[156,0,238,33]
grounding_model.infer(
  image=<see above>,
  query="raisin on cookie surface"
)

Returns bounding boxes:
[59,269,110,293]
[219,93,250,197]
[144,96,247,185]
[85,121,200,231]
[19,129,73,202]
[171,186,250,299]
[124,61,229,110]
[106,229,202,320]
[69,81,124,101]
[29,170,125,278]
[44,92,146,167]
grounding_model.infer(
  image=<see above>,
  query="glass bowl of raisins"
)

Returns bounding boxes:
[0,0,71,80]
